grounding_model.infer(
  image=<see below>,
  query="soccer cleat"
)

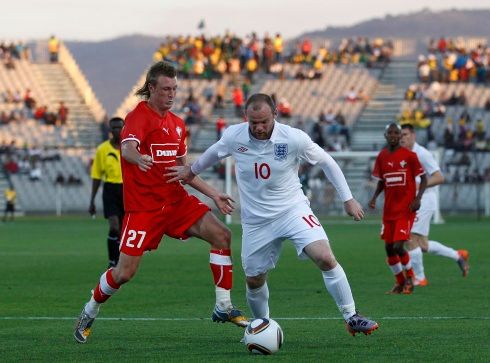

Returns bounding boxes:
[413,277,428,287]
[74,307,96,343]
[386,283,404,294]
[402,277,414,294]
[457,250,469,277]
[212,305,249,328]
[345,312,379,336]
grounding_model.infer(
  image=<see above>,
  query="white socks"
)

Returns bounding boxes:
[246,283,270,318]
[84,296,100,318]
[215,287,232,310]
[409,247,425,280]
[322,264,356,320]
[428,240,459,261]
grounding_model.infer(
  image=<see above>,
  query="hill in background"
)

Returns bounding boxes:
[66,8,490,116]
[67,34,159,116]
[301,8,490,39]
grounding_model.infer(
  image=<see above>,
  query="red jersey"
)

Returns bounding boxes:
[372,146,424,221]
[121,101,188,212]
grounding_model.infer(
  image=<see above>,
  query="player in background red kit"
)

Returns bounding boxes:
[369,123,427,294]
[74,61,248,344]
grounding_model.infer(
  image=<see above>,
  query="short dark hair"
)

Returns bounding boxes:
[109,117,124,128]
[384,122,401,132]
[245,93,276,113]
[135,61,177,99]
[400,123,415,132]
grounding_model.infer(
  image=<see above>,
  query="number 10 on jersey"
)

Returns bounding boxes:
[254,162,271,179]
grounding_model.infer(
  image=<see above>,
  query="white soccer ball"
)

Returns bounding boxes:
[243,318,284,355]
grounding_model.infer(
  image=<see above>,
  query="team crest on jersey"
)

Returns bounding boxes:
[400,160,407,168]
[274,143,288,160]
[176,126,182,137]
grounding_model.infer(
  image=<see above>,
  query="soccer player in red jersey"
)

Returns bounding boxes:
[369,123,427,294]
[74,61,247,344]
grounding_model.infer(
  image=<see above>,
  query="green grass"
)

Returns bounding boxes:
[1,216,489,362]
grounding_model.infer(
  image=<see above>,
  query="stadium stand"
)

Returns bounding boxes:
[2,34,489,216]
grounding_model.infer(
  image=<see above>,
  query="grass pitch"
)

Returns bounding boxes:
[1,215,489,362]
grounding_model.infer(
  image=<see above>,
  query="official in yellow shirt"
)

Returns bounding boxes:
[3,186,16,222]
[89,117,124,267]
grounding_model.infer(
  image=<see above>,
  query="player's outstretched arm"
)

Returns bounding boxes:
[165,165,195,184]
[344,198,364,221]
[189,176,235,215]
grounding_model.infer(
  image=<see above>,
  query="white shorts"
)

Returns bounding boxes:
[411,208,434,236]
[241,202,329,277]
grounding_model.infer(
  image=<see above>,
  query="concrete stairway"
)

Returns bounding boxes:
[32,63,102,147]
[351,61,419,151]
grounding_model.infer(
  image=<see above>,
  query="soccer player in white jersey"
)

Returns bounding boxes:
[167,93,378,336]
[400,124,469,285]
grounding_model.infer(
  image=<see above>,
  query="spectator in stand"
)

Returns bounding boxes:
[23,89,36,111]
[336,111,351,146]
[345,87,358,103]
[245,56,258,83]
[273,33,284,63]
[4,157,19,174]
[357,89,369,103]
[58,101,69,124]
[29,163,42,181]
[55,172,66,185]
[241,79,251,101]
[443,118,455,149]
[232,87,244,117]
[277,98,292,118]
[311,118,326,149]
[216,115,226,140]
[214,82,225,109]
[34,105,48,123]
[474,119,487,151]
[485,97,490,111]
[48,35,60,63]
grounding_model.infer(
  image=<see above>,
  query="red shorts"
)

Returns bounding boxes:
[120,195,211,256]
[381,216,414,244]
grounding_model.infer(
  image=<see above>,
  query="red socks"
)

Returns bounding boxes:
[209,249,233,289]
[93,268,121,303]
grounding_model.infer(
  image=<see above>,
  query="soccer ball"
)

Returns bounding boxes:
[243,318,284,355]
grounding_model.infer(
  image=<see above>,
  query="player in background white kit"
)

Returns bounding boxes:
[400,124,469,286]
[167,93,378,336]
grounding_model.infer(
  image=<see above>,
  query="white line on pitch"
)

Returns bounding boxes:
[0,316,488,321]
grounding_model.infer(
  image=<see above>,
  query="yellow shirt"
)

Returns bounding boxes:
[5,189,16,202]
[91,140,122,184]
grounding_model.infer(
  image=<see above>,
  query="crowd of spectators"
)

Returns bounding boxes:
[150,32,392,83]
[1,87,69,127]
[308,109,351,151]
[399,82,490,151]
[0,140,84,185]
[417,37,490,83]
[1,41,30,70]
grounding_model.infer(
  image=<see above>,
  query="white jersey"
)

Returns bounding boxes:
[412,143,441,211]
[191,122,353,225]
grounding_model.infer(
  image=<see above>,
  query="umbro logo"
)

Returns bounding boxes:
[237,146,248,152]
